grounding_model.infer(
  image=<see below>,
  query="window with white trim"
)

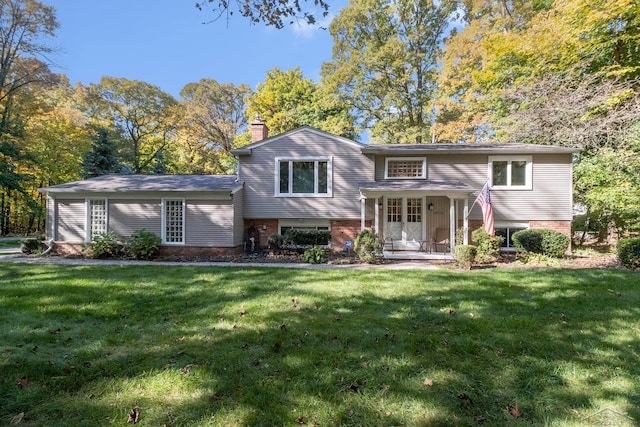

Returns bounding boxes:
[276,157,332,196]
[495,223,528,250]
[489,156,532,189]
[162,199,185,244]
[86,199,107,242]
[385,157,426,179]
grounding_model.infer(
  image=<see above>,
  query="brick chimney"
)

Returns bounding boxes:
[250,116,269,143]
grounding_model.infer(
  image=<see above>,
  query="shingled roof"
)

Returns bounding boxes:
[39,174,243,193]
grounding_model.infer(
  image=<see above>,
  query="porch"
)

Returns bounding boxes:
[359,180,477,259]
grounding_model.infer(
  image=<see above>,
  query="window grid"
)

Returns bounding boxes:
[89,200,106,239]
[387,160,424,178]
[164,200,184,243]
[387,198,402,222]
[406,198,422,223]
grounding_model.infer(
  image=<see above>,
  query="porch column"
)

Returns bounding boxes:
[463,198,469,245]
[360,198,366,231]
[374,198,379,233]
[449,198,455,254]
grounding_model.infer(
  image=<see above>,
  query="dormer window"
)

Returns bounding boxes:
[385,157,426,179]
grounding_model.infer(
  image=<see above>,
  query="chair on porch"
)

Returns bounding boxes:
[382,236,394,253]
[433,228,450,253]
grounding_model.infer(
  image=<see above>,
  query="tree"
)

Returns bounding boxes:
[321,0,456,144]
[195,0,329,29]
[247,67,356,138]
[0,0,58,187]
[81,128,121,178]
[86,77,178,174]
[177,79,251,174]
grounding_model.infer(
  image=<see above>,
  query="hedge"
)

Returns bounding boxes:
[512,229,570,258]
[618,237,640,269]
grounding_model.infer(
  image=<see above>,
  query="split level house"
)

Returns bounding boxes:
[39,120,578,259]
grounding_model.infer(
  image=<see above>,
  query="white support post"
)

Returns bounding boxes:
[463,198,469,245]
[360,198,366,231]
[449,198,455,254]
[374,198,379,234]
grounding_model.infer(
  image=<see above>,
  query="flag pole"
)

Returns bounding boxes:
[465,179,490,219]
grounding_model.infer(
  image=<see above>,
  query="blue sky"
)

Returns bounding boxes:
[47,0,342,98]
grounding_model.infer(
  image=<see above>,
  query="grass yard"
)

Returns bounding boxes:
[1,264,639,426]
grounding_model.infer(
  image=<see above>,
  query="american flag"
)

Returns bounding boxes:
[475,183,495,237]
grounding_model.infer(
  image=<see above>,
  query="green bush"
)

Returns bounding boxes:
[455,244,477,270]
[267,233,283,250]
[471,228,503,264]
[91,231,127,259]
[128,229,161,260]
[512,229,569,258]
[21,238,42,255]
[283,229,331,246]
[618,237,640,269]
[354,229,382,263]
[302,246,328,264]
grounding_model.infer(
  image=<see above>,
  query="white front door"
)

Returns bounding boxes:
[385,197,424,249]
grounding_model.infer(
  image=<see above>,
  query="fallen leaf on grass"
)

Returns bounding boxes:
[127,407,140,424]
[295,415,306,424]
[449,309,457,316]
[474,415,486,424]
[10,412,24,424]
[458,393,473,404]
[507,403,520,418]
[423,378,433,386]
[17,377,28,388]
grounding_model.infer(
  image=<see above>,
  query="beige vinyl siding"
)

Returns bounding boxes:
[109,200,162,238]
[375,152,573,222]
[46,197,55,240]
[233,189,245,247]
[185,200,234,247]
[56,200,85,242]
[240,130,373,219]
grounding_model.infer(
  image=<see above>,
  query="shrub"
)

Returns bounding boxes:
[618,237,640,269]
[128,229,161,260]
[91,231,127,259]
[283,229,331,246]
[354,229,382,263]
[512,229,569,258]
[21,238,42,255]
[455,244,477,270]
[302,246,328,264]
[471,228,503,264]
[267,233,283,251]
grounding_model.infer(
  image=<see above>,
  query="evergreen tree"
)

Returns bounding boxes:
[81,129,121,178]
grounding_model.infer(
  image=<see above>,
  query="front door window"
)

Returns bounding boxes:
[385,197,424,246]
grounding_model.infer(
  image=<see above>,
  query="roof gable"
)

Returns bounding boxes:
[231,126,363,155]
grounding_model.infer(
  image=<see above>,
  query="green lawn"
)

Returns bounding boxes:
[0,240,21,249]
[1,264,639,426]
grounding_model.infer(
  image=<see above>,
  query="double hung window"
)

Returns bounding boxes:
[489,156,532,189]
[276,157,332,196]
